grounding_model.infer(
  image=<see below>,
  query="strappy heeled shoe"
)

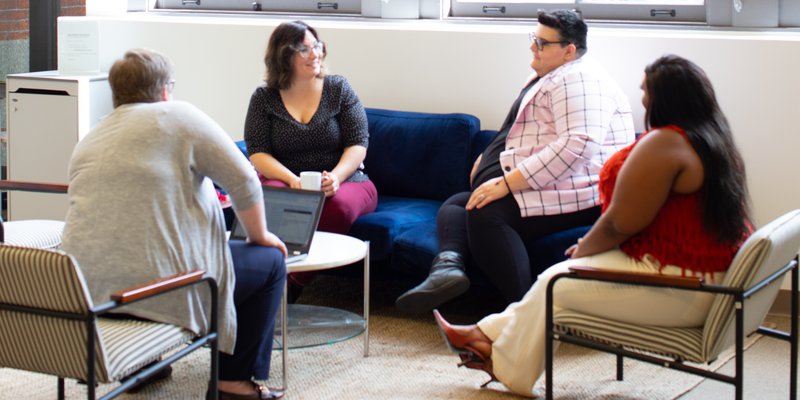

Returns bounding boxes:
[433,309,499,387]
[457,353,498,388]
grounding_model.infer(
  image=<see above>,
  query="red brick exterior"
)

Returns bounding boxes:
[60,0,86,17]
[0,0,28,41]
[0,0,86,41]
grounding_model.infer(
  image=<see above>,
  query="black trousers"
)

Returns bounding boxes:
[224,241,286,381]
[437,192,599,302]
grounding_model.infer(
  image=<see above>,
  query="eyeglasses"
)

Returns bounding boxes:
[166,79,175,92]
[291,41,324,58]
[528,33,570,51]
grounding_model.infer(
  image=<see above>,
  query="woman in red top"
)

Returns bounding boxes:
[432,54,752,397]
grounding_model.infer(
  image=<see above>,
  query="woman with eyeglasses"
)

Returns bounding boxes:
[244,21,377,298]
[433,54,752,397]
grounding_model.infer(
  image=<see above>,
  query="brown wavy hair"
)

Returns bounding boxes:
[264,20,326,90]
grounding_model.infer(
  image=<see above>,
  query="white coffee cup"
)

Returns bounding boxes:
[300,171,322,191]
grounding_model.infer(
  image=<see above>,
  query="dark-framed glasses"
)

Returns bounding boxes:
[528,33,570,51]
[292,41,324,58]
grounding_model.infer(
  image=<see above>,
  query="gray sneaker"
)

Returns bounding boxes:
[395,251,470,314]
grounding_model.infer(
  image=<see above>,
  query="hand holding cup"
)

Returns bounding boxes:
[300,171,322,191]
[321,171,340,197]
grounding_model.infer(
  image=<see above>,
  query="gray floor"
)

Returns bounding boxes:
[678,314,795,399]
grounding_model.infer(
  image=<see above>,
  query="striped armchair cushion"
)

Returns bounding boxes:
[553,311,705,362]
[99,318,194,381]
[0,246,100,378]
[0,312,103,379]
[702,209,800,360]
[0,245,194,382]
[0,245,90,313]
[3,220,64,249]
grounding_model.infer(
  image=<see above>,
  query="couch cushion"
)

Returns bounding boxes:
[349,196,441,262]
[364,108,482,201]
[392,221,439,277]
[526,226,591,275]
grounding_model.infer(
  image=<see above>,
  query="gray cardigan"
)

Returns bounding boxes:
[62,100,262,353]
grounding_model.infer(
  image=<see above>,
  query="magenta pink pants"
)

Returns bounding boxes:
[261,177,378,286]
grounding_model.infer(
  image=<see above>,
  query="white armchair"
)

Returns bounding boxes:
[545,209,800,400]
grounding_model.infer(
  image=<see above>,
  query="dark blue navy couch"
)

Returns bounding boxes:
[348,108,492,277]
[236,108,590,283]
[349,108,590,281]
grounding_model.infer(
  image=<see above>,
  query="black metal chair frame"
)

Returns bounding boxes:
[0,270,220,400]
[544,256,798,400]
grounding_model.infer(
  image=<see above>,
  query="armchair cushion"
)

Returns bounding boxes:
[553,310,704,362]
[100,318,193,381]
[2,220,64,249]
[703,209,800,358]
[0,244,217,396]
[0,181,68,249]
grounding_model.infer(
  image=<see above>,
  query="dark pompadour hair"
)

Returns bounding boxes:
[537,9,588,57]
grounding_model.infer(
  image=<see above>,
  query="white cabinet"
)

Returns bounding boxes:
[6,71,112,221]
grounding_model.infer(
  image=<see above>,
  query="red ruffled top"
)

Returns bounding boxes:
[599,125,747,276]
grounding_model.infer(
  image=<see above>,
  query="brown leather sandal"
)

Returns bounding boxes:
[208,381,284,400]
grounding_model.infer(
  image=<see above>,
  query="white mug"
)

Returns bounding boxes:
[300,171,322,191]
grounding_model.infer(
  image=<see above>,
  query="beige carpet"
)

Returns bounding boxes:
[0,275,764,399]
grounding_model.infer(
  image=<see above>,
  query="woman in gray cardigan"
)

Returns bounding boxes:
[62,48,287,400]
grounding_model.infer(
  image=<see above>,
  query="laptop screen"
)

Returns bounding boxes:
[229,186,325,246]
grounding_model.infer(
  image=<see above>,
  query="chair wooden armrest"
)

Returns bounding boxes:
[0,180,68,194]
[568,266,704,289]
[110,269,207,304]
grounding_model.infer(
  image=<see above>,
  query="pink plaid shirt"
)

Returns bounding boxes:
[500,56,635,217]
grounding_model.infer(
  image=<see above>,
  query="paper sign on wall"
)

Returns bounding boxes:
[58,20,100,74]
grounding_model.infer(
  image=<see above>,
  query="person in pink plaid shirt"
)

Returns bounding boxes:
[396,9,636,312]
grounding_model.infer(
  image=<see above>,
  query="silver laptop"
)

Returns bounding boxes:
[229,186,325,264]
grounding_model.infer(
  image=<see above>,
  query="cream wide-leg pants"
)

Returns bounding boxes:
[476,249,724,397]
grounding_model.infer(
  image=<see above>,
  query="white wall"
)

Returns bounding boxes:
[58,14,800,232]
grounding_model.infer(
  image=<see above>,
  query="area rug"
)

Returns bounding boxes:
[0,275,764,399]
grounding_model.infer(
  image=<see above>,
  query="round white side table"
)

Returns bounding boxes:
[275,231,370,391]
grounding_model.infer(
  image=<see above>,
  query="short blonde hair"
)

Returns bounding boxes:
[108,48,173,107]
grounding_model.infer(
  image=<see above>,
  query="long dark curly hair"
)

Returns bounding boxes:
[644,54,750,244]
